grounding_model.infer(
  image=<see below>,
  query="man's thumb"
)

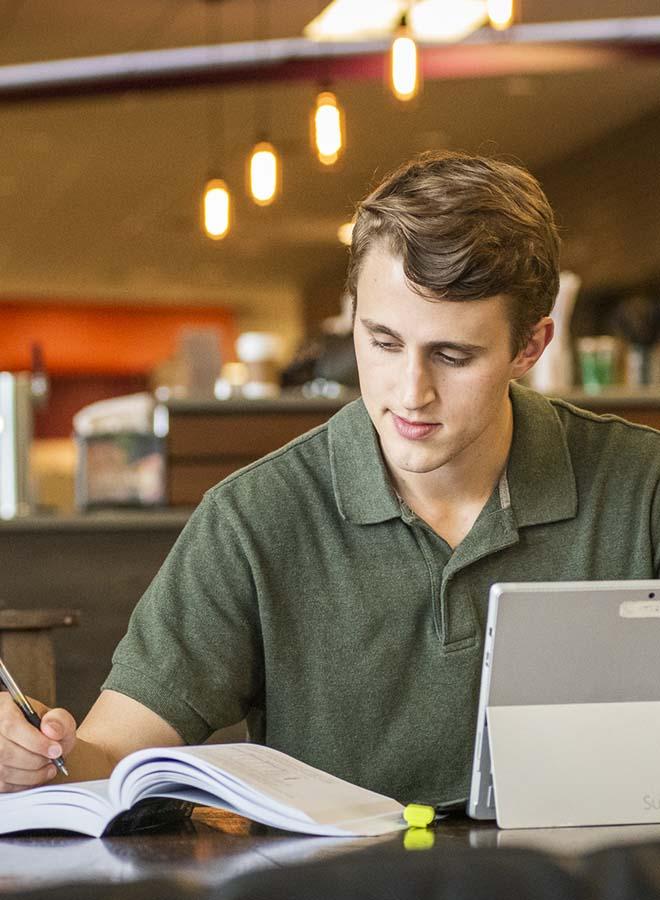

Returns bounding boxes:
[41,709,76,743]
[40,714,62,740]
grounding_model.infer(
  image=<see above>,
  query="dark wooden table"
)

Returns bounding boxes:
[3,809,660,895]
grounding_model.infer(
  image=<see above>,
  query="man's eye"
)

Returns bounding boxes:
[436,352,470,367]
[369,337,399,351]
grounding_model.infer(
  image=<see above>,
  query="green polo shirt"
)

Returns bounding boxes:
[103,383,660,804]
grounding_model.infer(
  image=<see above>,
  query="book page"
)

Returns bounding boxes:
[179,744,404,823]
[0,780,114,837]
[114,744,405,835]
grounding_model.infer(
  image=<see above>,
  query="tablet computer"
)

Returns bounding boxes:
[468,580,660,828]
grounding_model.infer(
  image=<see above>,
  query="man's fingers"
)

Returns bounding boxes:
[0,701,54,757]
[0,695,76,793]
[0,735,57,771]
[0,762,57,791]
[41,708,77,754]
[0,698,76,757]
[40,718,62,739]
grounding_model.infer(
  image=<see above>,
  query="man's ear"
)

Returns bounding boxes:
[511,317,555,379]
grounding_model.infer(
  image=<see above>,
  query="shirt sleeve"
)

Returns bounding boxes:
[653,478,660,579]
[102,490,263,743]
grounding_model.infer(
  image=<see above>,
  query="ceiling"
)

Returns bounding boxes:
[1,1,660,323]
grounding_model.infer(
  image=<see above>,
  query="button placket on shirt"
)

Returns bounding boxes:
[399,501,454,647]
[440,505,521,649]
[438,572,480,650]
[398,476,521,651]
[410,525,479,651]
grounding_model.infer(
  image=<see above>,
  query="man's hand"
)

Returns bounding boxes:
[0,693,76,793]
[1,689,185,792]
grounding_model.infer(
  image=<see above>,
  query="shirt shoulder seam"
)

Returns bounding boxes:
[206,422,331,500]
[548,397,660,436]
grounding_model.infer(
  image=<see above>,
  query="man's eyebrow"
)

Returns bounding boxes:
[360,318,486,353]
[361,319,403,340]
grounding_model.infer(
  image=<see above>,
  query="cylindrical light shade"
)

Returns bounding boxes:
[313,91,344,166]
[202,178,231,240]
[488,0,514,30]
[391,34,419,101]
[337,221,354,246]
[249,142,280,206]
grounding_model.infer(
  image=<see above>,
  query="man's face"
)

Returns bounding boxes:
[353,245,536,484]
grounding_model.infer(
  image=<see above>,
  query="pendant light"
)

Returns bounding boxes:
[247,1,280,205]
[337,221,354,246]
[305,0,488,44]
[202,178,231,239]
[312,90,344,166]
[390,12,420,102]
[487,0,515,31]
[248,140,280,205]
[201,0,232,239]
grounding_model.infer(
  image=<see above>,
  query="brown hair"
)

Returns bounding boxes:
[346,151,560,354]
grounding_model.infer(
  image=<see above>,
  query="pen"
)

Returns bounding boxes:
[0,656,69,777]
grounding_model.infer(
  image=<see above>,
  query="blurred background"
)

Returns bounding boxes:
[2,0,660,515]
[3,0,660,720]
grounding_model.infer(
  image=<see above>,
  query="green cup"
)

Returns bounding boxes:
[577,336,617,393]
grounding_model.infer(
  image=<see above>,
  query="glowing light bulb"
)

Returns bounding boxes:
[249,142,280,206]
[391,30,419,101]
[313,91,344,166]
[202,179,230,240]
[488,0,514,31]
[337,221,354,246]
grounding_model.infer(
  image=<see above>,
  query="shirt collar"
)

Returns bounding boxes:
[328,384,578,528]
[507,381,577,527]
[328,399,401,524]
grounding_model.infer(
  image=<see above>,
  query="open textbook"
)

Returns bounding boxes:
[0,743,406,838]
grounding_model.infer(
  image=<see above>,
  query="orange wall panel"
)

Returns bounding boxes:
[0,302,237,375]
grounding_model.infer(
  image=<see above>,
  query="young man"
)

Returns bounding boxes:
[1,152,659,804]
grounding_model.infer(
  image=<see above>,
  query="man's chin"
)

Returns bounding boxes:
[385,445,453,476]
[397,460,450,475]
[375,423,453,473]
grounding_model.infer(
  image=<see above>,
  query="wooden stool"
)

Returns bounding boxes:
[0,609,79,708]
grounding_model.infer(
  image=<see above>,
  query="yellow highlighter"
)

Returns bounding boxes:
[403,796,464,828]
[403,803,440,851]
[403,803,437,828]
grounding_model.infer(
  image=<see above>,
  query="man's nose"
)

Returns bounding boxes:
[401,358,436,410]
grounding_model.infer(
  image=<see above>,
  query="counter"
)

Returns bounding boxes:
[0,509,192,532]
[551,387,660,428]
[165,394,355,505]
[558,387,660,408]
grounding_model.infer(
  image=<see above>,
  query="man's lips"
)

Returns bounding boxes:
[391,412,440,441]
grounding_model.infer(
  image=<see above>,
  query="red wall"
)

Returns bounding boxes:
[0,301,237,437]
[0,301,237,374]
